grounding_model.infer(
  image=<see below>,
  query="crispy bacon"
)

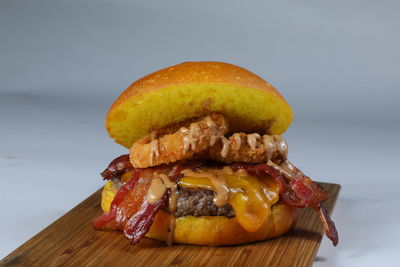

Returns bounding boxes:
[119,163,201,244]
[319,203,339,246]
[283,177,328,209]
[124,192,169,245]
[101,154,133,180]
[93,168,146,230]
[230,163,286,192]
[93,161,202,244]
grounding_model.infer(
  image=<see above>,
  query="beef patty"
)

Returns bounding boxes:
[173,187,235,218]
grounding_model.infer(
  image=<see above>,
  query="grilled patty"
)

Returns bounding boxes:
[113,179,234,218]
[174,187,235,218]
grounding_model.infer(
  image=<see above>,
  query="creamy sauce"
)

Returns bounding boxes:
[167,215,176,246]
[149,139,159,165]
[233,133,242,150]
[220,136,230,158]
[262,135,277,161]
[269,158,302,179]
[182,168,231,207]
[157,173,176,193]
[205,116,219,146]
[146,177,166,204]
[273,135,288,159]
[219,133,243,158]
[260,134,296,178]
[281,159,296,175]
[267,159,294,178]
[146,172,178,245]
[157,173,177,246]
[247,133,261,150]
[180,115,225,153]
[181,123,201,152]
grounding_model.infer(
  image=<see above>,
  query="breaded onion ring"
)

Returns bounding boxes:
[209,133,286,164]
[130,113,229,168]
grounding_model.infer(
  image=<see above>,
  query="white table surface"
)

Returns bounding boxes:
[1,94,399,267]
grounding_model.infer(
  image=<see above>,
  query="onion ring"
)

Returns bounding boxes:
[209,133,283,164]
[130,113,228,168]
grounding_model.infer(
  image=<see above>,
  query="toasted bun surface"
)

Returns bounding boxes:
[146,202,296,246]
[106,62,293,148]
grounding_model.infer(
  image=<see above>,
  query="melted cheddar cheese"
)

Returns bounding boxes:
[179,171,280,232]
[101,181,116,212]
[101,169,280,233]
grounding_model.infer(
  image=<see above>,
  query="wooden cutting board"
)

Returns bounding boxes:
[1,182,340,267]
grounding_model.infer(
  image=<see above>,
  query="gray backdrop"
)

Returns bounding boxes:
[1,1,399,266]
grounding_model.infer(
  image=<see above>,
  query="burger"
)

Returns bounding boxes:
[92,61,338,246]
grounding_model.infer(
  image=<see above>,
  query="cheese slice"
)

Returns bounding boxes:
[101,181,117,212]
[179,171,280,232]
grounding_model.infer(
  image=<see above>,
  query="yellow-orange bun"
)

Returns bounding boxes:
[106,61,293,148]
[101,182,297,246]
[146,203,297,246]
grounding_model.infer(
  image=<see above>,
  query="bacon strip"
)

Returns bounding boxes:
[124,192,169,245]
[119,163,201,244]
[230,163,286,192]
[284,177,328,209]
[101,154,133,180]
[93,168,144,230]
[319,203,339,246]
[93,161,202,244]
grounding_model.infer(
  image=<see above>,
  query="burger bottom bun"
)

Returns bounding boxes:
[145,202,297,246]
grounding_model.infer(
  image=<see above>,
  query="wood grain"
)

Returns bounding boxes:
[1,183,340,267]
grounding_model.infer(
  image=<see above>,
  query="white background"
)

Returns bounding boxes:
[1,1,400,266]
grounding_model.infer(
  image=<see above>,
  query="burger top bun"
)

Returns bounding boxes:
[106,61,293,148]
